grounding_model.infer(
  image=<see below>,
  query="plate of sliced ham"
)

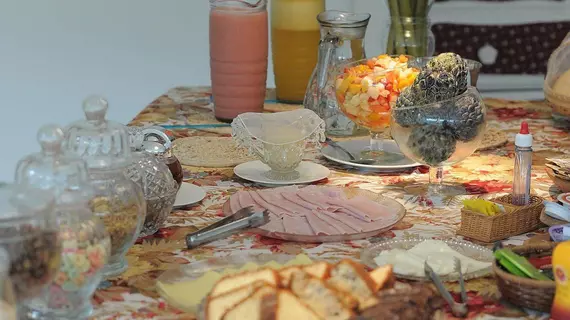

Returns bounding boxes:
[223,185,406,242]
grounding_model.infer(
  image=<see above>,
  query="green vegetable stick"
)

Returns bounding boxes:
[399,0,417,56]
[387,0,407,55]
[414,0,429,56]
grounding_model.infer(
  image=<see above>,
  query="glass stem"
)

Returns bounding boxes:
[369,132,384,152]
[428,166,444,193]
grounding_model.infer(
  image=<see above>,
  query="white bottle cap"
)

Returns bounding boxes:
[515,121,532,147]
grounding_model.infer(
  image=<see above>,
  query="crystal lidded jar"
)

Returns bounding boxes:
[64,96,145,278]
[127,127,178,237]
[0,184,61,308]
[15,124,111,319]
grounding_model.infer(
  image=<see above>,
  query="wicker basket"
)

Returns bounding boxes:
[457,195,544,243]
[493,242,557,312]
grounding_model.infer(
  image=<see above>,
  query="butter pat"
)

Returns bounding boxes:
[156,254,312,311]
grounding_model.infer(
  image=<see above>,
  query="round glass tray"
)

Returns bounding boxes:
[223,186,407,243]
[360,237,494,282]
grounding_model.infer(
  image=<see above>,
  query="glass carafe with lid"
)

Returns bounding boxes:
[0,184,60,309]
[304,10,371,136]
[64,96,145,278]
[127,127,178,237]
[15,125,111,320]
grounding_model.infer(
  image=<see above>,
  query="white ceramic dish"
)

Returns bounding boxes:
[544,200,570,222]
[234,160,330,186]
[321,139,420,171]
[174,182,206,208]
[557,192,570,208]
[361,237,494,282]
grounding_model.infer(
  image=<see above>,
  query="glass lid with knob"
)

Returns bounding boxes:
[15,124,93,201]
[64,96,133,170]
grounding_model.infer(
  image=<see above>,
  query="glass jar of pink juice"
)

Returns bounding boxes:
[209,0,268,122]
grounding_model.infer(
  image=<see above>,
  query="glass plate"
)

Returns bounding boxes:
[224,186,407,243]
[156,253,322,314]
[360,237,494,282]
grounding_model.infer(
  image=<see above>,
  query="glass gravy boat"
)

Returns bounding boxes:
[231,109,326,181]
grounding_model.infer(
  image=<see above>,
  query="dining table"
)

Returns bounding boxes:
[90,86,568,320]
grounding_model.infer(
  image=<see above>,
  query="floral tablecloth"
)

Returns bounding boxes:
[91,87,568,320]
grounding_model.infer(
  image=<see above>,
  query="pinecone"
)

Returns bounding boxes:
[407,125,457,166]
[393,87,423,127]
[446,95,485,142]
[396,53,469,108]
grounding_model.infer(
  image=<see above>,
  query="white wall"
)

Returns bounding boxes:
[0,0,564,182]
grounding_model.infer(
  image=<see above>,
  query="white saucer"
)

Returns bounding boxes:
[321,139,420,171]
[174,182,206,208]
[234,160,330,186]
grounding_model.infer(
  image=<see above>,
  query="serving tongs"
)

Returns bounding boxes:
[185,207,269,249]
[424,257,468,318]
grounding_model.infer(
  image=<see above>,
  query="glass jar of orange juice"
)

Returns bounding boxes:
[271,0,324,104]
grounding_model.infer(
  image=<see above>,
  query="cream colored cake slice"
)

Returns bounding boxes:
[289,270,355,319]
[302,261,331,280]
[221,286,278,320]
[205,281,268,320]
[327,259,379,310]
[274,289,323,320]
[210,268,279,298]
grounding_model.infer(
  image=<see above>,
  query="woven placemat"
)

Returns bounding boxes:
[477,128,509,151]
[172,136,256,167]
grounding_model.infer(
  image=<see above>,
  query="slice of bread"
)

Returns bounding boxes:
[205,280,268,320]
[278,266,303,287]
[369,265,395,292]
[302,261,331,280]
[274,289,323,320]
[326,259,378,310]
[221,286,278,320]
[289,270,355,319]
[211,268,279,298]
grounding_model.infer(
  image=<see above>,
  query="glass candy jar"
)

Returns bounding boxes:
[0,185,61,304]
[64,96,145,277]
[15,125,111,320]
[129,126,183,186]
[128,141,178,237]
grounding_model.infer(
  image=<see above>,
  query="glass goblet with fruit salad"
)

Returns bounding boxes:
[335,55,420,163]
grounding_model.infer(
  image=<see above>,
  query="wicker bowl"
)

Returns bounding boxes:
[493,242,557,312]
[546,167,570,193]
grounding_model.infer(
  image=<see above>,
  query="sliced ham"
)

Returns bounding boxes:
[346,196,399,220]
[257,212,285,233]
[229,192,242,214]
[313,210,357,235]
[296,192,341,212]
[305,212,340,235]
[226,186,398,237]
[279,192,319,210]
[237,191,259,209]
[248,191,290,217]
[282,215,314,235]
[325,198,372,222]
[256,190,312,216]
[318,209,368,232]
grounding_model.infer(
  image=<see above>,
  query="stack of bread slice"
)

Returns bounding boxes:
[204,259,394,320]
